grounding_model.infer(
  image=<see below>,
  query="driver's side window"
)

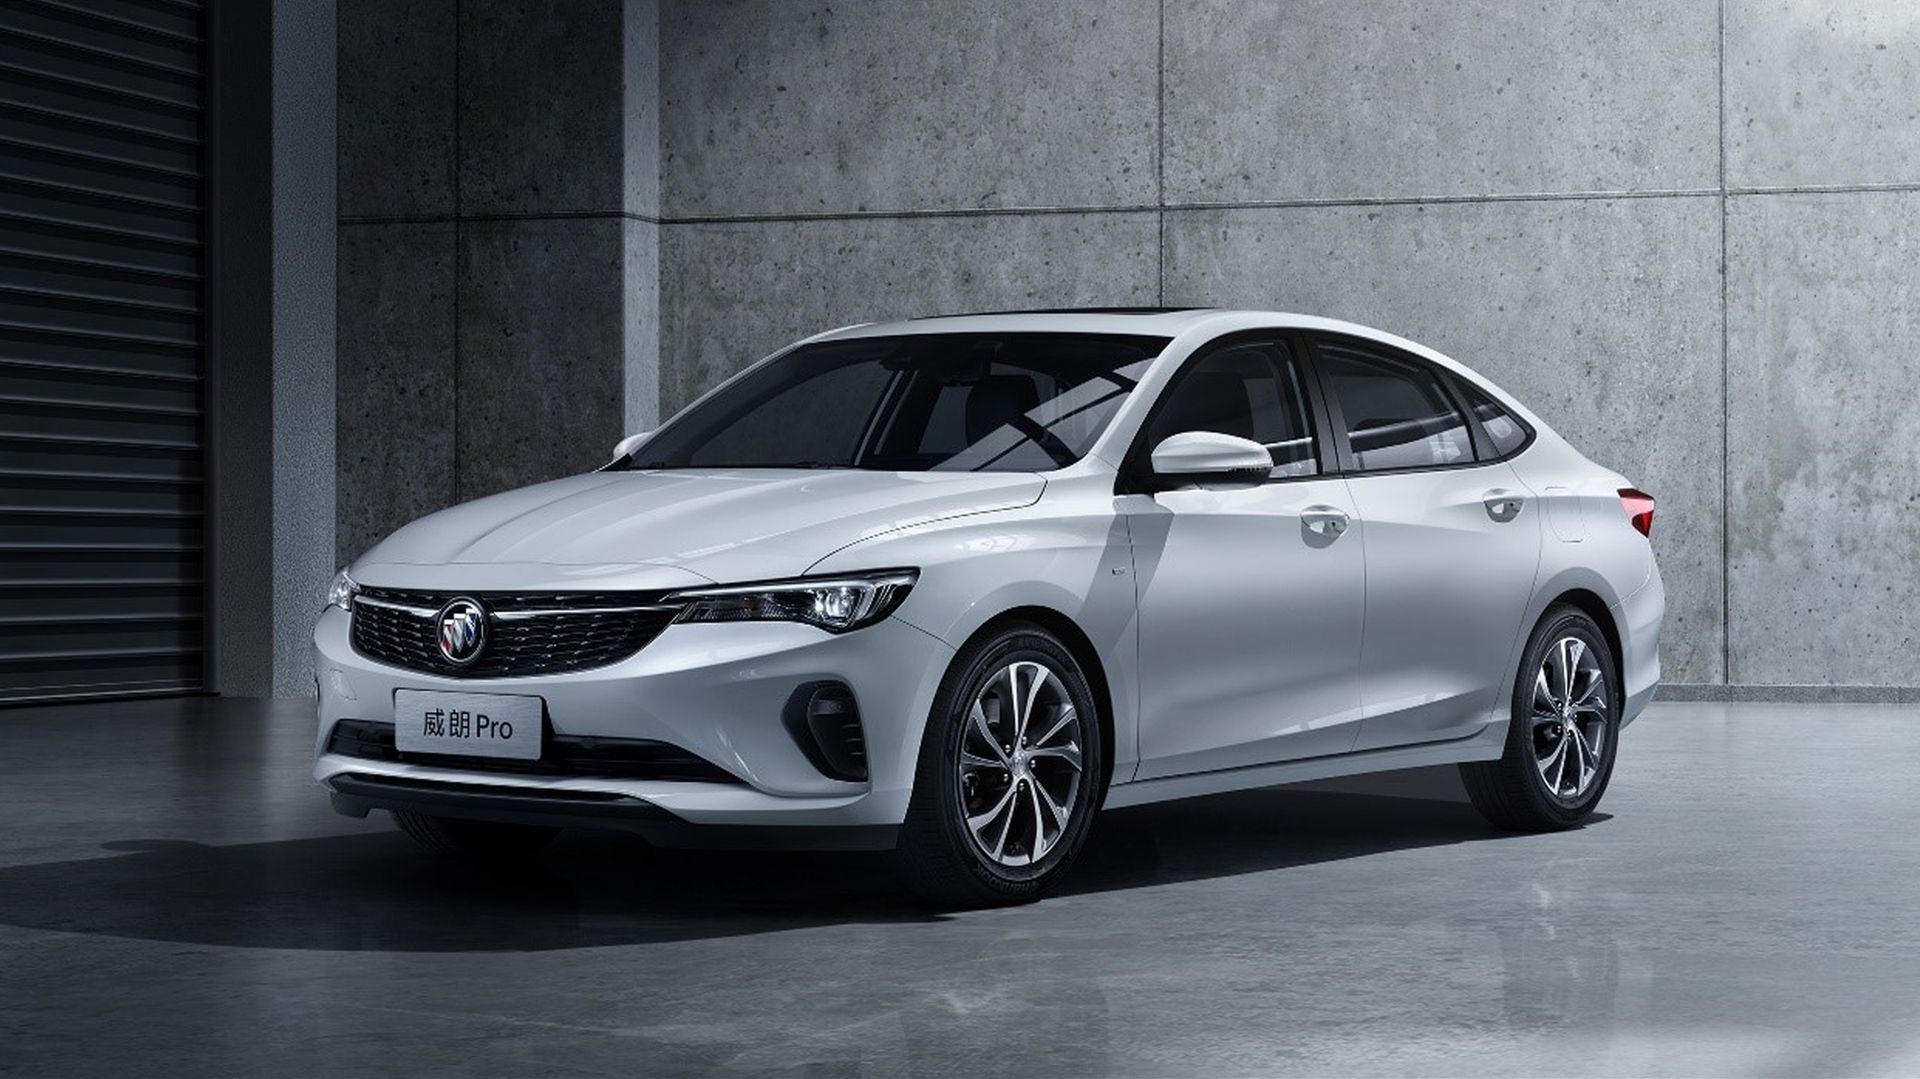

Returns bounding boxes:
[1145,340,1318,479]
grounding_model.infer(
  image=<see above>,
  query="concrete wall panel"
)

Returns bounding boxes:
[658,212,1160,413]
[625,0,660,218]
[457,219,627,498]
[269,0,338,696]
[1726,191,1920,684]
[660,0,1160,217]
[336,224,457,564]
[624,219,660,433]
[337,0,454,218]
[1164,0,1720,204]
[1164,198,1725,683]
[218,0,337,696]
[457,0,627,215]
[1726,1,1920,188]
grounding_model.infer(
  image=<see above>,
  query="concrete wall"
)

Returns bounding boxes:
[335,0,659,564]
[652,0,1920,692]
[657,0,1165,415]
[336,1,1920,691]
[210,0,336,698]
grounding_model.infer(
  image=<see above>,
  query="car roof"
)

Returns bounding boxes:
[815,307,1411,343]
[818,308,1226,339]
[801,306,1553,436]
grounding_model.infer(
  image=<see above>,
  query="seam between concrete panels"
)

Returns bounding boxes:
[340,210,666,226]
[659,203,1165,224]
[339,184,1920,232]
[651,188,1725,224]
[1728,182,1920,197]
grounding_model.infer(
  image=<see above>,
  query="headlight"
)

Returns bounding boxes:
[326,569,358,611]
[666,570,918,633]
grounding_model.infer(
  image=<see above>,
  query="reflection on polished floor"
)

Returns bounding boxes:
[1,697,1914,1077]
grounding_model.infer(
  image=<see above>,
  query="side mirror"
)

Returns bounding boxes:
[1148,431,1271,482]
[611,430,653,461]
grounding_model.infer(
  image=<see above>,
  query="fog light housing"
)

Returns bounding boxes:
[783,682,867,782]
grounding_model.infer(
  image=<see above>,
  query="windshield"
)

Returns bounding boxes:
[623,333,1166,472]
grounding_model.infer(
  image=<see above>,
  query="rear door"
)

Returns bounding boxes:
[1308,335,1542,751]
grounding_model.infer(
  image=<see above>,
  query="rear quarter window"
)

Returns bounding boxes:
[1459,381,1532,458]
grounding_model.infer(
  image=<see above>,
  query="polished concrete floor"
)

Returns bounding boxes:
[0,698,1915,1077]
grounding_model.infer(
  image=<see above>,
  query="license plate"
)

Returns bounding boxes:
[393,690,543,760]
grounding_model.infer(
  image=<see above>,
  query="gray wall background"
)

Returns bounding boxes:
[209,0,336,698]
[336,0,658,565]
[338,0,1920,693]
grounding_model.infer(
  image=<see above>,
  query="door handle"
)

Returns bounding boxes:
[1302,506,1349,538]
[1483,489,1524,523]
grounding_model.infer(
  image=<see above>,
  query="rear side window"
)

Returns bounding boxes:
[1459,381,1531,458]
[1316,340,1472,472]
[1144,339,1318,479]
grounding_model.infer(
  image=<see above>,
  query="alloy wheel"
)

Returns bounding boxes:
[1531,636,1609,800]
[957,659,1085,867]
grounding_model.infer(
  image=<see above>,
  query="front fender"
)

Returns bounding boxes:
[807,482,1142,780]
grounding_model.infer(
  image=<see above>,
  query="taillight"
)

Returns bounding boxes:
[1619,488,1655,537]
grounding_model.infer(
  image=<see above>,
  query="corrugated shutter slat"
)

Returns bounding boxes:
[0,0,204,703]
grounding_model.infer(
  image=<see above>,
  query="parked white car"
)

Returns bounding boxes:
[315,309,1663,904]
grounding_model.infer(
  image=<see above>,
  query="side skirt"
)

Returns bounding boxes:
[1104,721,1508,810]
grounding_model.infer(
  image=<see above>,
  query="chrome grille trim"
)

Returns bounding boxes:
[352,594,437,618]
[349,587,683,678]
[492,604,681,621]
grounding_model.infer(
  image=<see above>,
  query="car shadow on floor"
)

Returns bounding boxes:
[0,775,1601,953]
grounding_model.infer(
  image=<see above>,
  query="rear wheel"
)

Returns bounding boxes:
[889,624,1104,906]
[393,810,558,862]
[1461,605,1620,831]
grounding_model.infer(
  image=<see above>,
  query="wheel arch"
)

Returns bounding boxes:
[1543,587,1624,691]
[954,605,1118,800]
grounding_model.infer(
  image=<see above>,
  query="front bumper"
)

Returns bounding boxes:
[323,773,900,850]
[312,606,955,841]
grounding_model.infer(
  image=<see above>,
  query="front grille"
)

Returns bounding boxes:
[350,588,682,678]
[326,719,741,784]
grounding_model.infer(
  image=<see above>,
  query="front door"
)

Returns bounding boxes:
[1125,335,1366,780]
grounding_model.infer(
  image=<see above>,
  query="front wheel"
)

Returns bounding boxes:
[1461,605,1621,831]
[888,624,1105,906]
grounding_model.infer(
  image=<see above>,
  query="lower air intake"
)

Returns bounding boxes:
[784,682,868,782]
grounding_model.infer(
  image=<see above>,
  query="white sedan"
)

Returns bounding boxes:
[314,308,1663,905]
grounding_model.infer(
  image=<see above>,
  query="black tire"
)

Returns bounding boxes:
[888,623,1105,907]
[1461,605,1621,831]
[392,810,559,862]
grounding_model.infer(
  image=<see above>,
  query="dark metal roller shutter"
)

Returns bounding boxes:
[0,0,205,703]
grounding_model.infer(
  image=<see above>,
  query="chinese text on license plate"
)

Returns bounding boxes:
[392,690,543,760]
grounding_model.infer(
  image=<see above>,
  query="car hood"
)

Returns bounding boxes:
[352,468,1045,587]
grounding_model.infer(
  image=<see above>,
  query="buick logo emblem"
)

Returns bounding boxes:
[436,597,487,665]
